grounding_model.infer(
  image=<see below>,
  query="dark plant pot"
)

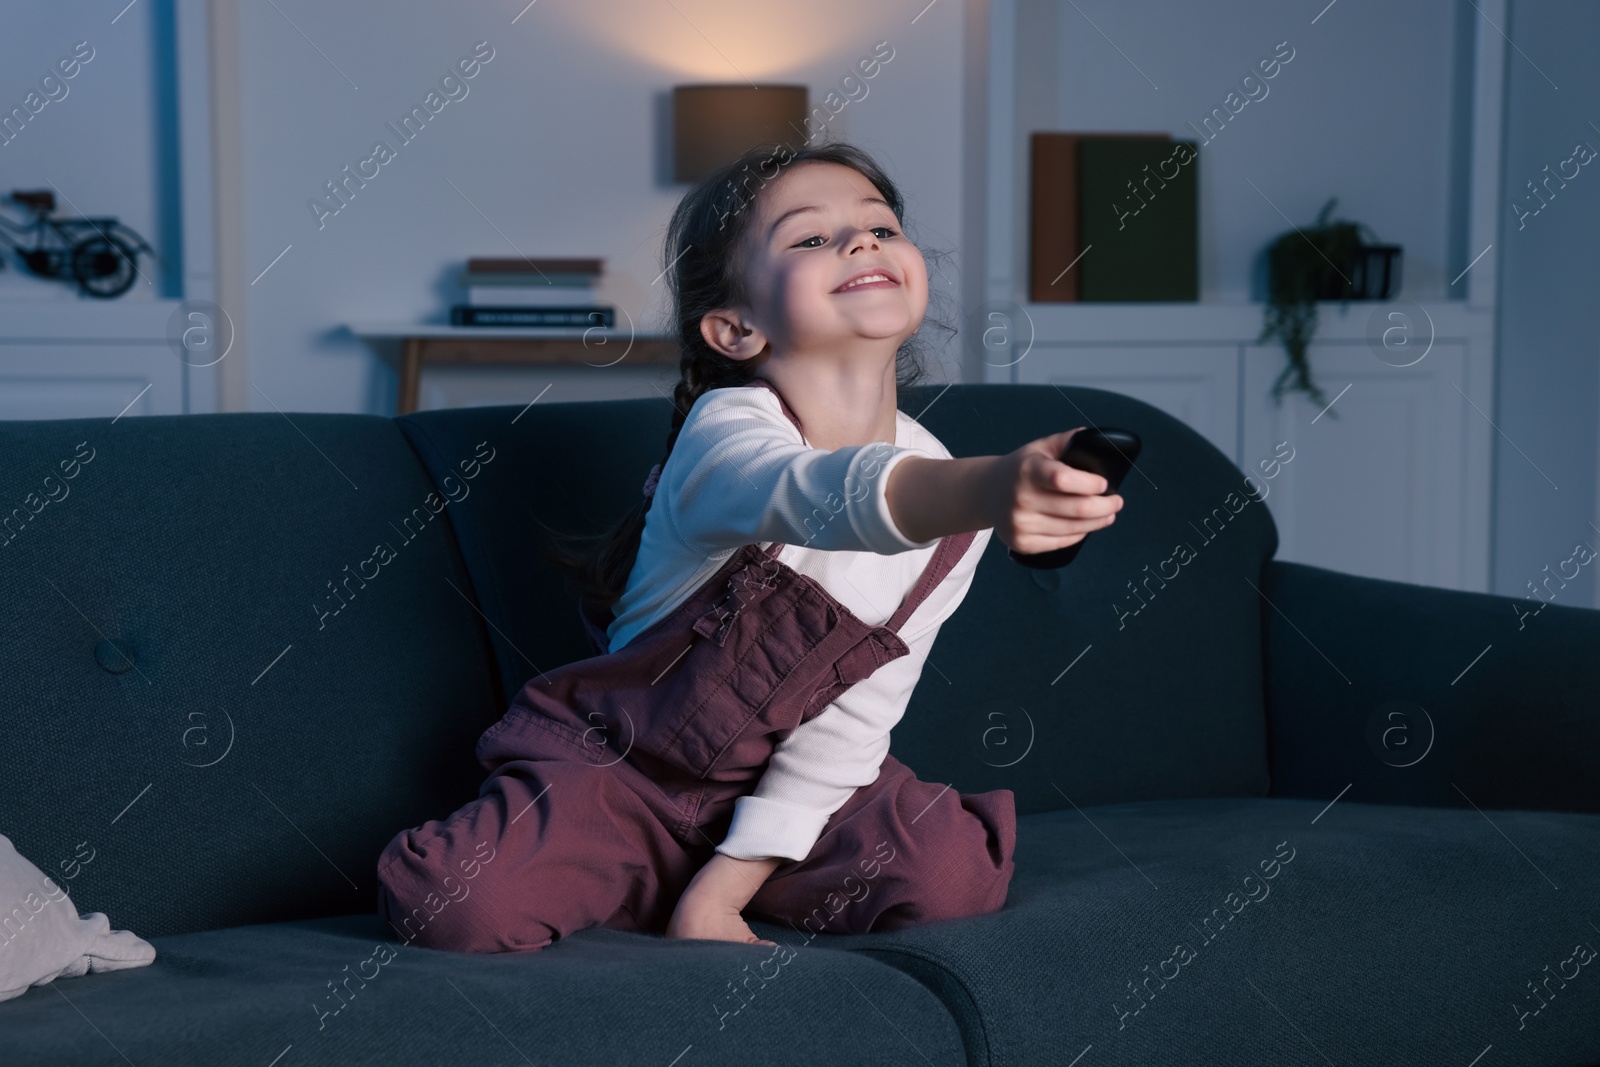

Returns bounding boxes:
[1317,244,1402,300]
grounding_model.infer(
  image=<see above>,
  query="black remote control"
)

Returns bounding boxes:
[1008,427,1141,569]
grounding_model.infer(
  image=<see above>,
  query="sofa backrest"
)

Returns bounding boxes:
[0,414,505,938]
[401,383,1279,822]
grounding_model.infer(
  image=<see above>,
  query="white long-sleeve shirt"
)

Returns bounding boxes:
[606,384,991,862]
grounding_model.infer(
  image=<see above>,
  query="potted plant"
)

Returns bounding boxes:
[1257,197,1399,414]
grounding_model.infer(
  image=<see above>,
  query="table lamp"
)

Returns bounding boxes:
[672,84,809,183]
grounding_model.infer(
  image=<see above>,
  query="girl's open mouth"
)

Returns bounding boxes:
[832,269,900,293]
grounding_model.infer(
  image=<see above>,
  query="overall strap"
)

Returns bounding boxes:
[885,529,977,632]
[739,377,807,437]
[740,375,977,622]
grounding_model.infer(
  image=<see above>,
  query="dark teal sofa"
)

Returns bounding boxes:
[2,384,1597,1065]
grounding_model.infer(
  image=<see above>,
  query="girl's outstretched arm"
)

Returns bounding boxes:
[885,428,1123,553]
[665,387,941,555]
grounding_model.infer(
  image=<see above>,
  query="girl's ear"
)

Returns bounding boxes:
[700,307,769,363]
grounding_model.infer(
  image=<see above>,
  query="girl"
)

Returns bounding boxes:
[375,140,1124,954]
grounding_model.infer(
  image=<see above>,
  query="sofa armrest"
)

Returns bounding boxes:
[1259,559,1600,814]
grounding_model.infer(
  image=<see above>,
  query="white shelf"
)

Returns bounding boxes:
[346,322,662,341]
[1011,300,1495,345]
[0,299,185,343]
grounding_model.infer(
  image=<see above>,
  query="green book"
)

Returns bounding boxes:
[1077,138,1198,301]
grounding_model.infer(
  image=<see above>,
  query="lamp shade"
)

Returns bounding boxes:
[672,85,809,183]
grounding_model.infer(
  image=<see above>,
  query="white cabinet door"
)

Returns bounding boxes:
[1012,345,1240,464]
[0,300,198,419]
[1241,340,1470,588]
[0,344,185,420]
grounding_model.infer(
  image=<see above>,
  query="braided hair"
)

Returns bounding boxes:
[540,138,955,612]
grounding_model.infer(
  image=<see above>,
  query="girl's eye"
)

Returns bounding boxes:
[793,226,898,249]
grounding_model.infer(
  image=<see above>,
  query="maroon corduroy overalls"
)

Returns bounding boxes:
[375,379,1016,954]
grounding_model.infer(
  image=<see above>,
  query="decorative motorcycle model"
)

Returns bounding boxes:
[0,189,158,298]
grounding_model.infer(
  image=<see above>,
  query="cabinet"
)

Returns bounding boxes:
[1013,344,1238,461]
[1239,338,1481,590]
[0,303,192,420]
[980,301,1495,591]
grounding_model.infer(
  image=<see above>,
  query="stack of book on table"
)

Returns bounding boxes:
[451,257,614,328]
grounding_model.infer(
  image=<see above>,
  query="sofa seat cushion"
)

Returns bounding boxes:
[815,797,1600,1067]
[0,912,967,1066]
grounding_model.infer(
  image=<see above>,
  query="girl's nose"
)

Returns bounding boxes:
[844,226,880,254]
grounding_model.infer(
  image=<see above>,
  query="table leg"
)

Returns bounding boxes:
[398,337,423,415]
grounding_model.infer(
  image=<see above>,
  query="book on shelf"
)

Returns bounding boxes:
[450,305,615,328]
[1029,132,1172,303]
[1076,136,1198,301]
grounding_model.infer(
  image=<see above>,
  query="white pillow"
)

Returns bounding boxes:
[0,832,155,1003]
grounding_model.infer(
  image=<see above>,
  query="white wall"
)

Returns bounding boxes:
[1491,0,1600,606]
[228,0,970,415]
[0,0,180,301]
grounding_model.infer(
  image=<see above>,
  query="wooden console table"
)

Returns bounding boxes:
[348,323,680,414]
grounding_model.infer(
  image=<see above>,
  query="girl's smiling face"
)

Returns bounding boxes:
[722,160,929,361]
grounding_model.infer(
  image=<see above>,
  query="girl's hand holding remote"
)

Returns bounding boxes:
[885,427,1124,555]
[988,427,1124,558]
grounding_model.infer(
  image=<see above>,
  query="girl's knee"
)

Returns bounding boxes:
[376,861,553,954]
[375,826,531,953]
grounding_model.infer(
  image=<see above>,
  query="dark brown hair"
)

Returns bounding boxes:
[539,139,955,614]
